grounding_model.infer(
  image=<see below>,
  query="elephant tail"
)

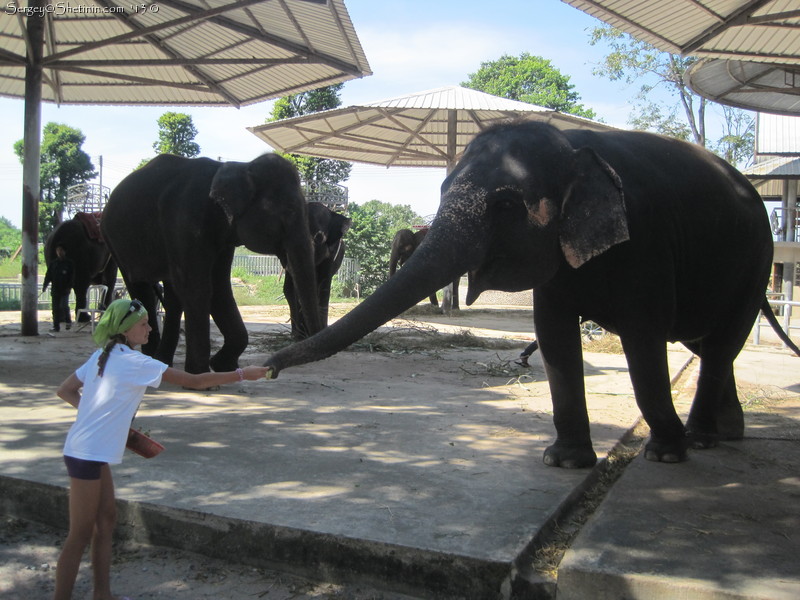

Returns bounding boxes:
[761,297,800,357]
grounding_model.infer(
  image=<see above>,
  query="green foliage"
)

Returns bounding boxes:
[152,112,200,157]
[462,52,596,119]
[713,105,756,168]
[345,200,423,296]
[590,24,754,165]
[0,217,21,257]
[268,85,352,187]
[14,123,96,238]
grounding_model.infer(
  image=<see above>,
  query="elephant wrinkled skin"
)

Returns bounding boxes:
[102,153,321,374]
[264,121,794,469]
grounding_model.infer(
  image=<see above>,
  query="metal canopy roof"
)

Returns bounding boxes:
[248,85,611,171]
[563,1,800,114]
[0,0,372,107]
[685,58,800,115]
[562,1,800,64]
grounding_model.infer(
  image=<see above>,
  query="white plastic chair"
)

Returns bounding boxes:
[77,284,107,333]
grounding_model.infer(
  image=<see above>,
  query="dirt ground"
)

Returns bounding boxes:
[0,303,541,600]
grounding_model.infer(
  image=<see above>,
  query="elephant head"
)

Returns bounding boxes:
[284,202,352,338]
[264,122,629,374]
[210,153,323,337]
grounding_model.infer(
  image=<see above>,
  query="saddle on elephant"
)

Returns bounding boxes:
[75,212,104,243]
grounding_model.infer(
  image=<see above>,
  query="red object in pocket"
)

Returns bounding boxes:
[126,428,165,458]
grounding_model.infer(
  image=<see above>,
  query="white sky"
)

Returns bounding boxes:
[0,0,732,228]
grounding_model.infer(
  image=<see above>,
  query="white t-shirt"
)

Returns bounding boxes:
[63,344,168,464]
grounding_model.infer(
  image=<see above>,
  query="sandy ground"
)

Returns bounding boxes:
[4,302,792,599]
[0,303,538,600]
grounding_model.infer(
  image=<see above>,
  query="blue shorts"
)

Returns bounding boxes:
[64,455,107,480]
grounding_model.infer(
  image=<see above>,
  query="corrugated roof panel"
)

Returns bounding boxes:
[1,0,371,106]
[563,1,800,63]
[757,114,800,155]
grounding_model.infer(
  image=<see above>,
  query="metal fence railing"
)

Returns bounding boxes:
[231,255,360,295]
[753,298,800,345]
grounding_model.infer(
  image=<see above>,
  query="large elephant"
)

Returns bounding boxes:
[264,121,799,469]
[284,202,351,339]
[102,153,322,374]
[389,227,460,310]
[44,213,117,318]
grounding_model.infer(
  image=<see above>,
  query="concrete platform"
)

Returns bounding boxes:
[1,307,798,598]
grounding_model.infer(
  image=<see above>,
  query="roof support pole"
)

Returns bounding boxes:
[441,110,459,314]
[21,0,45,336]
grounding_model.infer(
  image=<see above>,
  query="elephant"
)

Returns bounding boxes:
[43,212,117,319]
[284,202,351,339]
[263,120,800,469]
[102,153,322,374]
[389,227,460,310]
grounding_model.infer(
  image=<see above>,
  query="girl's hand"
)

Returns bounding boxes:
[240,365,274,381]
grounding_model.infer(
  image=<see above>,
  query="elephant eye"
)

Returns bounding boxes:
[491,189,522,211]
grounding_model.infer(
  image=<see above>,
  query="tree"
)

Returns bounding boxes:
[153,112,200,157]
[14,122,96,237]
[0,217,21,257]
[345,200,423,296]
[462,52,596,119]
[268,84,352,189]
[590,25,754,164]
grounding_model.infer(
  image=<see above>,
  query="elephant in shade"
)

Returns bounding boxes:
[263,121,800,469]
[102,153,322,374]
[284,202,351,339]
[389,227,460,310]
[44,212,117,319]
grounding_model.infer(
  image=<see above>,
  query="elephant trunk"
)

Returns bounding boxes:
[284,221,324,338]
[265,211,484,374]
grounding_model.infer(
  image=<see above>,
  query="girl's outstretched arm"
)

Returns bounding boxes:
[161,365,271,390]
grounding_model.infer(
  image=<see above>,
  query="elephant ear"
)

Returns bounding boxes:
[559,147,630,269]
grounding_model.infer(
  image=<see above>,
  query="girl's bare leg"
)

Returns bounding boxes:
[91,465,117,600]
[53,477,102,600]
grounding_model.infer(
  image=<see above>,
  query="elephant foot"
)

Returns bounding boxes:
[543,441,597,469]
[643,435,690,463]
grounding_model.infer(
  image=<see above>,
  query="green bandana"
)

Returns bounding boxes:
[92,299,148,347]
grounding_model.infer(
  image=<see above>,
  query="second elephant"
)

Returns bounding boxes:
[102,153,322,373]
[389,227,460,310]
[284,202,351,339]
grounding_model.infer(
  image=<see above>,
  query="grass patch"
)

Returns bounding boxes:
[231,273,360,307]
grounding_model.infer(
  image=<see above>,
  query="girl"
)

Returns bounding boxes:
[53,298,271,600]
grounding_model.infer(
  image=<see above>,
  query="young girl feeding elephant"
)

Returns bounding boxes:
[53,298,270,600]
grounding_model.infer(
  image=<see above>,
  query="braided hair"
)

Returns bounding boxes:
[97,333,132,377]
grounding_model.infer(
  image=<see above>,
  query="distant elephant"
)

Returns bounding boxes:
[102,153,322,374]
[284,202,351,339]
[264,121,800,469]
[44,212,117,319]
[389,227,460,310]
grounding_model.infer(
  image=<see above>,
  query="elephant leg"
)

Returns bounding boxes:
[155,283,183,368]
[428,292,439,307]
[73,282,90,322]
[126,282,161,357]
[208,257,247,372]
[182,297,212,374]
[451,276,460,310]
[536,293,596,468]
[620,332,688,463]
[684,342,743,447]
[283,271,304,339]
